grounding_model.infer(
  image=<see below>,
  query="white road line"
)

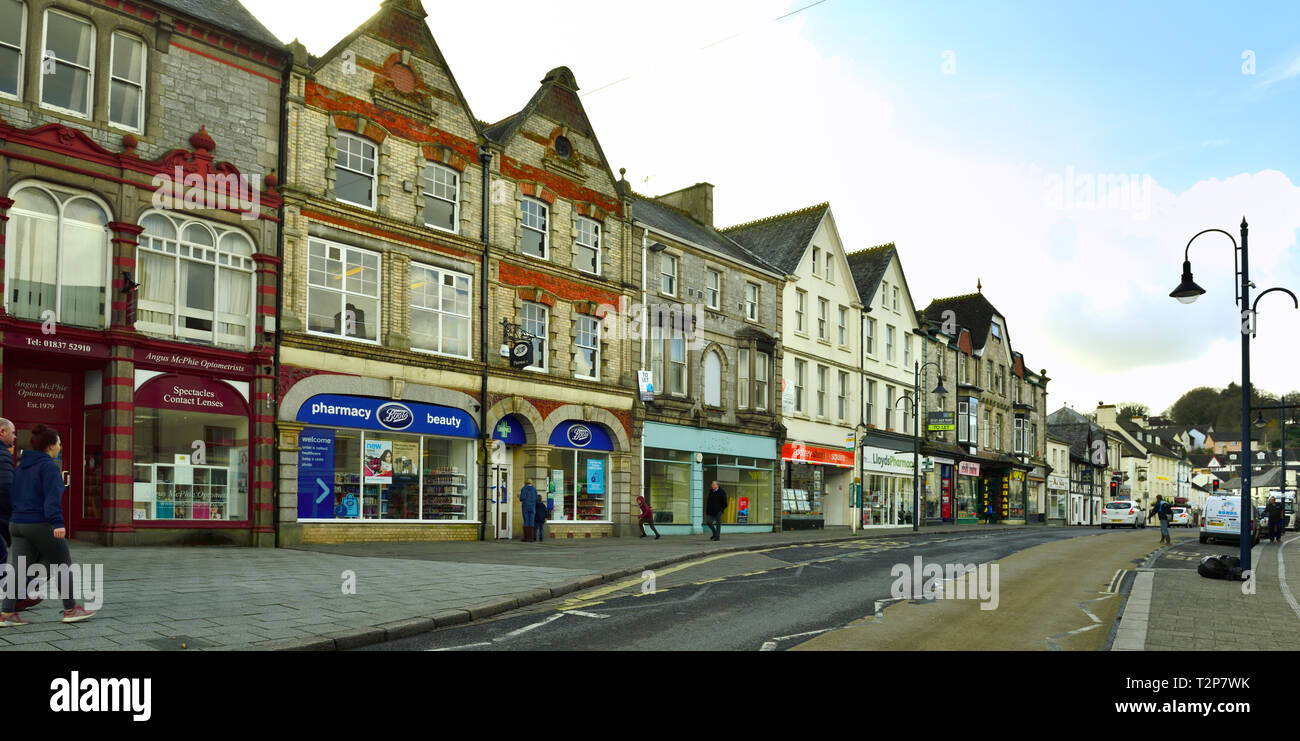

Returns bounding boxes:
[1277,536,1300,621]
[499,613,564,640]
[759,641,777,651]
[769,627,837,642]
[428,642,492,652]
[564,609,610,619]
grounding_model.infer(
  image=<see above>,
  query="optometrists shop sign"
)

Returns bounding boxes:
[297,395,478,438]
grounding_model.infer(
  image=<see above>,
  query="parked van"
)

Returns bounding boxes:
[1200,495,1259,545]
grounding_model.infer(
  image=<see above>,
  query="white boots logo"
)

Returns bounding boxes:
[890,556,1000,610]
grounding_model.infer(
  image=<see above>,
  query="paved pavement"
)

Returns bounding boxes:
[0,523,1034,651]
[1113,529,1300,651]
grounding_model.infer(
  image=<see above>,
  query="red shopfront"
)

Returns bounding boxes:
[0,328,265,544]
[780,442,855,530]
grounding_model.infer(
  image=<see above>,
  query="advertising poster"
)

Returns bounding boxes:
[586,458,605,495]
[737,496,750,524]
[364,440,393,483]
[297,430,336,519]
[392,440,420,477]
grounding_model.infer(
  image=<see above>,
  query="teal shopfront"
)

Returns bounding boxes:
[642,422,779,534]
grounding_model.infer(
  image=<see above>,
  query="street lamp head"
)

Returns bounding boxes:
[1254,412,1267,429]
[1170,260,1205,304]
[933,377,948,395]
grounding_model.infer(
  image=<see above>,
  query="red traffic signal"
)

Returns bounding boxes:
[1212,479,1219,492]
[1110,481,1117,496]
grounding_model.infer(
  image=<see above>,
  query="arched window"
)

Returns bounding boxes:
[5,183,110,327]
[136,211,256,348]
[703,351,721,407]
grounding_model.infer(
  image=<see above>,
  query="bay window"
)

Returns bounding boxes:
[306,238,380,342]
[136,212,256,348]
[410,263,471,358]
[5,184,109,327]
[754,352,769,411]
[737,348,750,408]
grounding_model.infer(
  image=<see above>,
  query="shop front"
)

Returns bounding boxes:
[643,422,778,535]
[781,441,854,530]
[1027,466,1046,524]
[925,456,956,524]
[956,460,981,524]
[1047,473,1069,525]
[859,445,917,528]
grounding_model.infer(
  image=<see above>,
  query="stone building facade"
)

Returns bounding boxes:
[0,0,284,545]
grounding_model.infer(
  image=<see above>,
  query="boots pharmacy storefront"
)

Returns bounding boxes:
[290,395,479,538]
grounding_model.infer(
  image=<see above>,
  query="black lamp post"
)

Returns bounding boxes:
[1171,220,1296,571]
[894,362,946,532]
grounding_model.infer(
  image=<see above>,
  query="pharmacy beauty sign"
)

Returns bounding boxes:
[297,395,478,438]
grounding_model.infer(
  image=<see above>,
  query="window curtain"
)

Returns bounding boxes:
[217,266,251,341]
[136,250,175,328]
[6,207,58,321]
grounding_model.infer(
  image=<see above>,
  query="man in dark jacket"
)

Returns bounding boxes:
[705,481,727,541]
[1147,495,1172,545]
[520,479,538,542]
[1265,496,1285,542]
[0,418,14,555]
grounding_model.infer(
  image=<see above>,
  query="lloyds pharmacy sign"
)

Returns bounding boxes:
[860,446,916,475]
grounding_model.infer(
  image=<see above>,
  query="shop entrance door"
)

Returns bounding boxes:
[13,423,76,538]
[490,461,512,539]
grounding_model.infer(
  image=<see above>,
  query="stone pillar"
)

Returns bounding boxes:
[611,451,632,537]
[252,253,281,547]
[522,444,552,513]
[276,421,304,546]
[101,347,135,543]
[107,222,144,330]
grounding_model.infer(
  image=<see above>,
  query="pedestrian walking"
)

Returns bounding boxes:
[0,419,14,564]
[520,479,538,542]
[1147,494,1172,545]
[637,495,660,539]
[1266,496,1285,542]
[705,480,727,541]
[0,426,95,626]
[533,491,548,542]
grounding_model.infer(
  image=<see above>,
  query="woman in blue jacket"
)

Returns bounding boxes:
[0,426,95,626]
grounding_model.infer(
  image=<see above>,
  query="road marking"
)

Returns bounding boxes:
[760,641,777,651]
[563,609,609,619]
[500,613,564,639]
[1277,536,1300,621]
[1105,569,1126,594]
[1046,594,1114,650]
[560,550,754,609]
[428,642,492,651]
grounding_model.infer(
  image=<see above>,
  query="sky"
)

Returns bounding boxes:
[243,0,1300,418]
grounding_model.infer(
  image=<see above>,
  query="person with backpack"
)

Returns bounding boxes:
[705,481,727,541]
[1147,495,1172,545]
[636,495,660,539]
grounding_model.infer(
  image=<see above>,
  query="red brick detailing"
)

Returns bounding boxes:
[498,262,619,307]
[572,300,600,316]
[421,144,469,173]
[332,114,389,145]
[515,287,556,308]
[518,182,557,205]
[531,399,565,421]
[300,209,473,261]
[574,202,610,222]
[500,155,621,216]
[306,81,478,161]
[279,365,348,400]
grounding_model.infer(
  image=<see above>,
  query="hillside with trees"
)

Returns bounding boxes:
[1165,384,1300,450]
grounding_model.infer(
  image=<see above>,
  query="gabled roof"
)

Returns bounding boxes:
[156,0,284,49]
[1048,421,1107,461]
[845,243,894,308]
[1047,407,1090,425]
[719,203,829,275]
[924,291,1005,352]
[629,193,782,276]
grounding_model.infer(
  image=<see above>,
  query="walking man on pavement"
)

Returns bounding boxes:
[1265,496,1285,543]
[519,479,537,542]
[0,419,14,562]
[1147,494,1172,545]
[705,481,727,541]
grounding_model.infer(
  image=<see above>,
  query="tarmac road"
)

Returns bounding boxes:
[358,526,1163,651]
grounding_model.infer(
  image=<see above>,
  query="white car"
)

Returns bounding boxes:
[1171,507,1191,527]
[1101,500,1143,529]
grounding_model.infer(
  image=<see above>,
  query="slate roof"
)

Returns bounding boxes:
[719,203,829,275]
[628,194,782,275]
[1187,454,1215,468]
[156,0,284,48]
[845,244,894,308]
[1048,421,1107,461]
[1118,420,1185,458]
[924,291,1003,352]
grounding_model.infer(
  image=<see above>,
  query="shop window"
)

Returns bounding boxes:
[520,197,548,258]
[40,9,94,117]
[0,0,26,99]
[703,350,721,407]
[645,448,691,524]
[335,133,376,208]
[573,216,600,275]
[132,377,249,522]
[306,238,380,342]
[737,348,749,408]
[706,458,774,525]
[410,263,471,358]
[5,183,109,327]
[422,163,459,233]
[574,314,600,379]
[783,462,822,523]
[547,448,610,522]
[136,212,256,348]
[108,32,145,131]
[521,301,548,371]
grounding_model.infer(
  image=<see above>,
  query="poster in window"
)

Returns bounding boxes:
[364,440,393,483]
[586,458,605,495]
[737,496,749,524]
[392,440,420,477]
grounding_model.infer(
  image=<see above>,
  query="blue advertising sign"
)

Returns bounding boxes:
[586,458,605,495]
[492,414,527,445]
[297,395,478,438]
[297,429,336,519]
[549,421,614,451]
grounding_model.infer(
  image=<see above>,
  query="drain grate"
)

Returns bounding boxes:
[141,635,215,651]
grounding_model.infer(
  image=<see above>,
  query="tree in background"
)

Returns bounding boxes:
[1118,402,1150,420]
[1168,387,1221,426]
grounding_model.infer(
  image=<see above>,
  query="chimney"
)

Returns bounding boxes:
[654,183,714,227]
[1095,404,1117,429]
[1130,416,1147,428]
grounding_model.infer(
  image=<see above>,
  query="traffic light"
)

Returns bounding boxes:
[1213,479,1219,492]
[1110,481,1117,498]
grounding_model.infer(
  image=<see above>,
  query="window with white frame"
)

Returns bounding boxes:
[904,335,912,369]
[705,269,720,309]
[995,412,1003,450]
[817,298,828,340]
[837,370,848,421]
[660,253,677,295]
[886,385,895,429]
[0,0,25,99]
[573,216,600,275]
[422,163,459,233]
[886,325,895,362]
[902,391,911,432]
[307,239,380,342]
[795,290,806,333]
[816,365,827,417]
[958,399,970,443]
[755,352,769,411]
[794,358,806,413]
[865,317,875,355]
[41,9,93,117]
[745,282,759,321]
[574,314,600,379]
[737,348,750,409]
[108,32,145,131]
[825,255,834,284]
[335,133,376,208]
[837,306,847,346]
[520,198,548,258]
[983,409,991,449]
[409,263,470,358]
[864,380,875,426]
[811,246,820,276]
[5,183,109,327]
[1015,417,1028,455]
[136,212,256,348]
[892,285,899,311]
[703,350,721,406]
[521,301,548,371]
[881,281,888,308]
[991,321,1001,339]
[669,336,686,395]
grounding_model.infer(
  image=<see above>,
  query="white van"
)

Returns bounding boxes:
[1200,495,1259,545]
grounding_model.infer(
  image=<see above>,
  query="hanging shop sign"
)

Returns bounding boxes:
[509,340,535,369]
[927,411,956,432]
[297,394,478,438]
[549,421,614,451]
[959,461,981,477]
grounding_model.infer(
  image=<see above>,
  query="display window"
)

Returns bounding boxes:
[645,448,691,525]
[297,428,473,521]
[783,462,823,520]
[132,375,250,522]
[704,455,773,525]
[957,475,978,520]
[547,449,609,521]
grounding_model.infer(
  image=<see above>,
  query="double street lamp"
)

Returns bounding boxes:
[1171,218,1297,571]
[893,361,947,532]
